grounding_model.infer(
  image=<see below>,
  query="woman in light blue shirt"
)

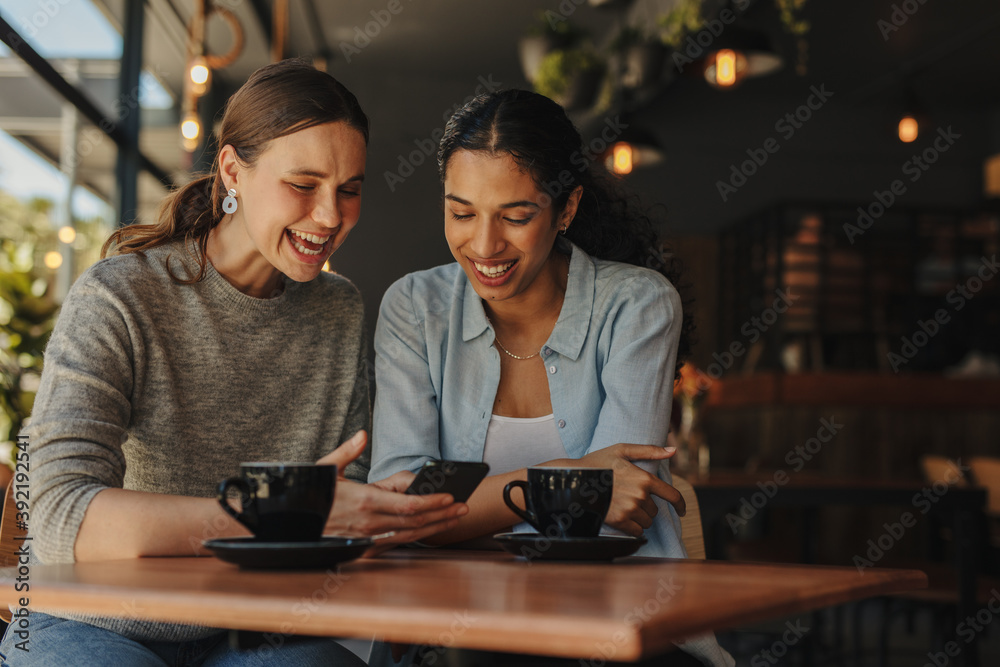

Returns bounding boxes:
[370,89,733,667]
[370,88,692,545]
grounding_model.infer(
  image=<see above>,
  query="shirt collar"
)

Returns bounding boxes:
[461,239,595,361]
[548,240,594,361]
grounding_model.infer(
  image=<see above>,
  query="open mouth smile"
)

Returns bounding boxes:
[287,229,333,257]
[473,260,515,277]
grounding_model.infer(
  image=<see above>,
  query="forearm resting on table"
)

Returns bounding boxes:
[75,488,249,561]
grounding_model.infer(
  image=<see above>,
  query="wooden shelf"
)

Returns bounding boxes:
[704,372,1000,410]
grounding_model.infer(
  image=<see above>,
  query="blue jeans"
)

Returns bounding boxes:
[0,612,367,666]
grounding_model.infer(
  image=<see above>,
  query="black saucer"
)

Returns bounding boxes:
[493,532,646,562]
[203,536,372,570]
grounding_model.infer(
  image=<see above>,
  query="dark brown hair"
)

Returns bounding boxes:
[102,58,369,281]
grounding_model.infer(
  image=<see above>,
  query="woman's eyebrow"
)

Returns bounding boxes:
[444,194,538,209]
[285,168,327,178]
[285,169,365,183]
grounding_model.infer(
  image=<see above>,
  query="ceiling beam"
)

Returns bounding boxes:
[0,14,172,187]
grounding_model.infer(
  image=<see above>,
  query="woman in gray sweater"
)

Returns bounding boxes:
[0,59,465,666]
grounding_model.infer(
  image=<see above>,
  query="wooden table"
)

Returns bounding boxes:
[690,471,988,665]
[0,550,925,661]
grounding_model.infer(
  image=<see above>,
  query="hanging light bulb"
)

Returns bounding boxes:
[188,55,211,97]
[898,115,919,143]
[181,110,202,152]
[58,226,77,244]
[705,49,749,88]
[716,49,738,87]
[691,28,781,90]
[598,116,665,176]
[611,142,634,175]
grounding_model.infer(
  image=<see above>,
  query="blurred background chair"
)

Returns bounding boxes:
[672,475,705,560]
[970,456,1000,563]
[921,455,971,488]
[874,455,997,666]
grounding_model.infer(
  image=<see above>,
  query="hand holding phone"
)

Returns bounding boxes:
[404,460,490,503]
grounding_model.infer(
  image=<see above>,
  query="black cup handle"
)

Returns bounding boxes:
[217,477,255,531]
[502,480,539,529]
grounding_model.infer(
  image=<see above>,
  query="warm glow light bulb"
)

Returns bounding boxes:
[181,118,200,141]
[181,110,201,152]
[190,64,209,86]
[898,115,919,143]
[44,251,63,269]
[188,56,211,96]
[716,49,737,87]
[58,226,76,244]
[704,49,748,89]
[612,142,634,175]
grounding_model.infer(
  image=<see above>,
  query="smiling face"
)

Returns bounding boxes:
[443,150,580,308]
[214,121,367,294]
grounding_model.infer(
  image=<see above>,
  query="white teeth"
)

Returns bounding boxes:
[291,238,322,255]
[290,230,330,245]
[288,230,331,256]
[473,261,514,277]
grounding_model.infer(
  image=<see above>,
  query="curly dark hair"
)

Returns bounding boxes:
[437,88,693,373]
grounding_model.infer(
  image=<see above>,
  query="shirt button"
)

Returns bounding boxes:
[542,346,552,356]
[558,419,566,428]
[548,366,557,374]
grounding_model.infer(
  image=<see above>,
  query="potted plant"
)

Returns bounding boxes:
[533,47,607,111]
[610,25,668,90]
[518,12,587,84]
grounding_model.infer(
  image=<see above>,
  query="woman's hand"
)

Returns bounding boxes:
[573,444,685,538]
[317,432,468,552]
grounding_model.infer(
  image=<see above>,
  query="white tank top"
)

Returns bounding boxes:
[482,413,568,476]
[483,413,625,538]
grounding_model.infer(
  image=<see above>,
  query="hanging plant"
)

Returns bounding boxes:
[775,0,810,36]
[519,12,588,83]
[533,48,607,111]
[611,25,668,90]
[657,0,705,49]
[775,0,810,75]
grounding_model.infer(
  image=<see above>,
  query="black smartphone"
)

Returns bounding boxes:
[404,460,490,503]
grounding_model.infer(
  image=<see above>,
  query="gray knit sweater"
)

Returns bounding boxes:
[27,242,370,641]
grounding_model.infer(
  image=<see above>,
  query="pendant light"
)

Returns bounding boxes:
[701,27,783,89]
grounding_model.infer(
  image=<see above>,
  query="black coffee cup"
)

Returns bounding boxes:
[502,467,613,539]
[217,463,336,542]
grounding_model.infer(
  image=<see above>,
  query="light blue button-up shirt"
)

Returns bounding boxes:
[370,241,686,558]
